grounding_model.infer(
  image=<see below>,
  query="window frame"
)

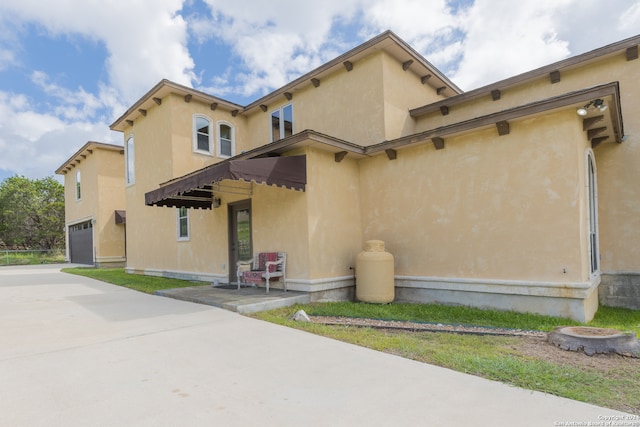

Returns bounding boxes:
[126,135,135,186]
[217,121,235,158]
[177,206,190,241]
[586,150,600,276]
[193,114,213,155]
[270,104,293,142]
[75,170,81,200]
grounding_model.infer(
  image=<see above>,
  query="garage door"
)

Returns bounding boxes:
[69,221,93,265]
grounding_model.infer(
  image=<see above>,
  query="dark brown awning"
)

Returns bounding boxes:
[145,155,306,209]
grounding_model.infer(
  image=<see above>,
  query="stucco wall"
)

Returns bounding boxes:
[94,150,126,263]
[243,50,443,148]
[413,51,640,279]
[304,147,362,279]
[359,111,589,283]
[381,51,444,140]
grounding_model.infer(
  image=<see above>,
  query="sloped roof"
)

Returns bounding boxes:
[55,141,124,175]
[110,31,461,132]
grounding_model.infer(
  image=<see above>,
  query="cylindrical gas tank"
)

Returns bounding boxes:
[355,240,394,303]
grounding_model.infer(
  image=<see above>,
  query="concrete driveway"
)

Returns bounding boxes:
[0,265,631,426]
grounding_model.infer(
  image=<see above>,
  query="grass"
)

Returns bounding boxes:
[254,302,640,414]
[62,267,209,294]
[60,268,640,413]
[1,250,65,266]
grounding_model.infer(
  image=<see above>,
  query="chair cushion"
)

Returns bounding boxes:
[258,252,278,272]
[242,271,264,284]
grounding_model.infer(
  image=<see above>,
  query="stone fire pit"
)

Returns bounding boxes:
[548,326,640,358]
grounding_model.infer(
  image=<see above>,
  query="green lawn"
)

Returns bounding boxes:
[62,267,209,294]
[61,267,640,414]
[253,302,640,414]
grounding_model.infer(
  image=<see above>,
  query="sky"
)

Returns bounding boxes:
[0,0,639,183]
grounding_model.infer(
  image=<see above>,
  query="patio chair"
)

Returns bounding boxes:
[236,252,286,293]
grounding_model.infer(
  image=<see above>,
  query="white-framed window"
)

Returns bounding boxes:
[271,104,293,142]
[193,115,213,155]
[217,121,235,158]
[126,136,135,185]
[75,170,81,200]
[177,206,190,240]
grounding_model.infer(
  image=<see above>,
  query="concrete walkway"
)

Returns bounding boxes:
[156,285,309,314]
[0,265,632,426]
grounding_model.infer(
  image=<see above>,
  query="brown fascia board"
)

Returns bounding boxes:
[244,30,462,112]
[109,79,243,132]
[370,82,622,154]
[410,34,640,118]
[55,141,124,174]
[235,129,367,160]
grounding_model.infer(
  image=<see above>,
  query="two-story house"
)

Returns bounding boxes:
[56,141,126,266]
[63,30,639,322]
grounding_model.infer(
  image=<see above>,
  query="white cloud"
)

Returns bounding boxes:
[0,0,196,105]
[0,90,120,180]
[450,0,574,90]
[619,2,640,31]
[194,0,362,95]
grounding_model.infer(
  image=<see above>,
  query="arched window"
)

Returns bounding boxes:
[217,122,235,158]
[75,170,81,200]
[126,136,135,185]
[587,151,599,275]
[193,115,213,155]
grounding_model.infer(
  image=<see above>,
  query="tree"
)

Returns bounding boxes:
[0,176,65,249]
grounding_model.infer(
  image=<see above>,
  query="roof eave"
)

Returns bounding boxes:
[244,30,462,112]
[109,79,244,132]
[411,34,640,118]
[55,141,124,175]
[377,82,623,154]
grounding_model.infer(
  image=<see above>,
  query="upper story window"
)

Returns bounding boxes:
[75,170,81,200]
[271,104,293,142]
[194,115,213,155]
[126,136,135,185]
[177,206,189,240]
[217,122,235,158]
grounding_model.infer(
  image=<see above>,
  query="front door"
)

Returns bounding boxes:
[229,201,252,283]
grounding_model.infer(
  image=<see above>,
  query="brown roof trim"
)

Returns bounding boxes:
[245,31,462,112]
[410,34,640,118]
[55,141,124,174]
[372,82,622,154]
[234,129,367,160]
[111,31,461,131]
[109,79,244,131]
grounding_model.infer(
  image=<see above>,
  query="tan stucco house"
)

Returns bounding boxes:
[60,31,640,321]
[56,141,126,267]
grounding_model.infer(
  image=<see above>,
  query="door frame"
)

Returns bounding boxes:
[228,200,252,284]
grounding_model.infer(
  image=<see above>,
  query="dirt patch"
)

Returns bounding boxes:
[310,316,640,372]
[516,335,639,371]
